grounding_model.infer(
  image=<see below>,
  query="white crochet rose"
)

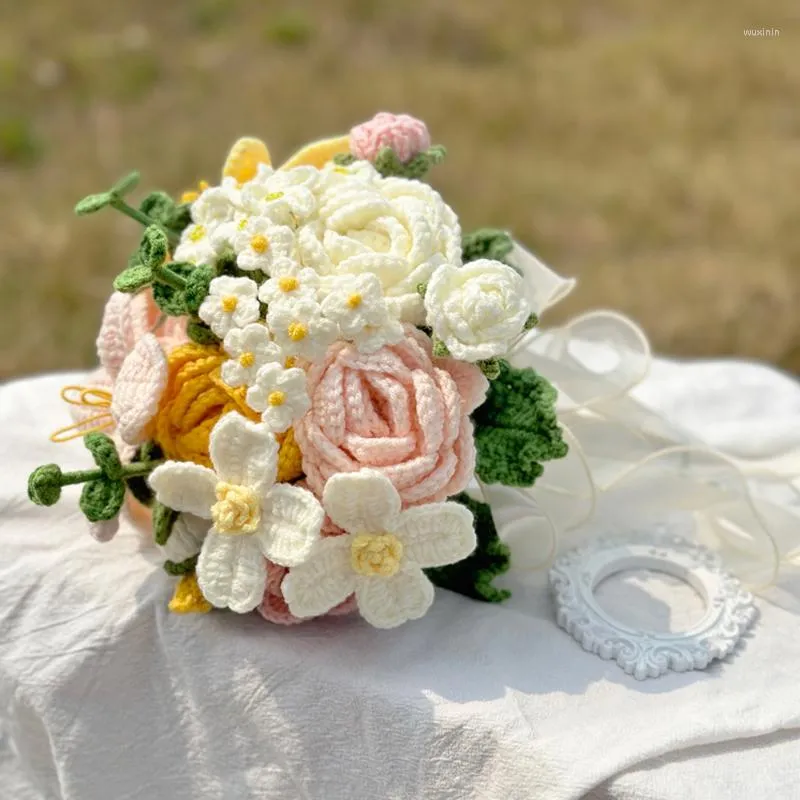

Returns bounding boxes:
[424,259,531,362]
[297,174,461,324]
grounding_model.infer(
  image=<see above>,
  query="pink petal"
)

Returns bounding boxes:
[111,334,167,445]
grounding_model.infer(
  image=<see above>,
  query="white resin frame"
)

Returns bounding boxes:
[549,527,757,680]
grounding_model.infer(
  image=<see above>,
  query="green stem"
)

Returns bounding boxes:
[121,460,163,479]
[152,264,187,290]
[109,198,180,247]
[60,468,104,486]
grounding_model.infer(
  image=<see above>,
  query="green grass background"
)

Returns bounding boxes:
[1,0,798,378]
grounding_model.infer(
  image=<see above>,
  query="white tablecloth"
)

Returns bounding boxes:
[1,361,799,800]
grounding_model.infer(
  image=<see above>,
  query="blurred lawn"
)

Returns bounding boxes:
[0,0,798,378]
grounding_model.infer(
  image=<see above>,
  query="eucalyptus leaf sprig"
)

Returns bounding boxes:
[28,433,163,524]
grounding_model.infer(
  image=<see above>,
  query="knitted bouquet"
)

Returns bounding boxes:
[27,113,568,628]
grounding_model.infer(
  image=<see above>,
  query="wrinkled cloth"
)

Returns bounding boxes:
[1,360,799,800]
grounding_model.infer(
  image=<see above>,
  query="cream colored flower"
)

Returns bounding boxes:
[198,276,261,338]
[266,297,338,362]
[320,273,403,353]
[148,413,324,613]
[282,470,476,629]
[246,362,310,433]
[221,323,283,387]
[230,217,297,273]
[240,164,317,226]
[191,180,238,227]
[424,259,531,361]
[258,263,320,305]
[297,173,461,324]
[173,221,224,266]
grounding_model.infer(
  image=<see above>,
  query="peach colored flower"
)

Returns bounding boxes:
[350,112,431,164]
[294,326,488,507]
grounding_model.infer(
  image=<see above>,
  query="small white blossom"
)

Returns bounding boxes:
[258,263,320,305]
[198,276,261,338]
[320,273,403,353]
[221,323,283,387]
[148,413,324,613]
[424,260,531,362]
[282,470,476,628]
[230,217,297,273]
[191,180,238,227]
[266,298,338,362]
[246,362,310,433]
[174,221,223,265]
[240,164,316,226]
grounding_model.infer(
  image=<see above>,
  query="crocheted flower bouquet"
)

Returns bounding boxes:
[27,113,568,628]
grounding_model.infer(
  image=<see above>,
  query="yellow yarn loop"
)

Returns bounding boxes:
[276,427,304,484]
[49,385,114,443]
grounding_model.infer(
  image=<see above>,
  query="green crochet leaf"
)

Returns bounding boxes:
[373,144,446,180]
[28,464,64,506]
[79,476,126,522]
[186,319,221,345]
[127,441,163,507]
[164,554,198,576]
[75,192,113,216]
[84,432,123,480]
[153,501,179,546]
[477,358,502,380]
[152,262,193,316]
[472,360,568,487]
[110,170,140,196]
[184,264,215,314]
[332,152,356,166]
[113,264,153,293]
[462,228,514,265]
[140,224,169,267]
[425,492,511,603]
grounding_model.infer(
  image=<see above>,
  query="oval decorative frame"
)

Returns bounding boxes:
[548,526,757,680]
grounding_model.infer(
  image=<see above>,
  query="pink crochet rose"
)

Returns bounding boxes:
[294,326,489,507]
[350,112,431,164]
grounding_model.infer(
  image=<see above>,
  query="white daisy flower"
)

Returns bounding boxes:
[245,362,310,433]
[230,217,297,273]
[282,470,476,629]
[191,180,238,227]
[148,413,324,613]
[240,164,317,226]
[198,276,260,338]
[173,221,223,266]
[320,273,404,353]
[258,263,320,305]
[266,297,338,362]
[221,323,283,388]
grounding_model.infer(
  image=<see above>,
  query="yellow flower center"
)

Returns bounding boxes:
[346,292,363,309]
[268,390,286,406]
[188,225,206,242]
[278,276,299,293]
[334,166,350,175]
[181,190,199,203]
[211,482,261,534]
[265,191,285,201]
[250,234,270,254]
[287,322,308,341]
[351,533,404,577]
[284,355,297,368]
[221,295,238,313]
[239,352,255,368]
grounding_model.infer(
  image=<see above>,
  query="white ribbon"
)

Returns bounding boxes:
[483,244,800,591]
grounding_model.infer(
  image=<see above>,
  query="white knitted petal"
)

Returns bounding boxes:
[281,536,356,618]
[322,470,401,534]
[197,533,266,613]
[148,462,217,519]
[257,483,324,567]
[111,334,168,444]
[393,503,477,569]
[161,513,210,563]
[356,564,435,629]
[209,412,277,491]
